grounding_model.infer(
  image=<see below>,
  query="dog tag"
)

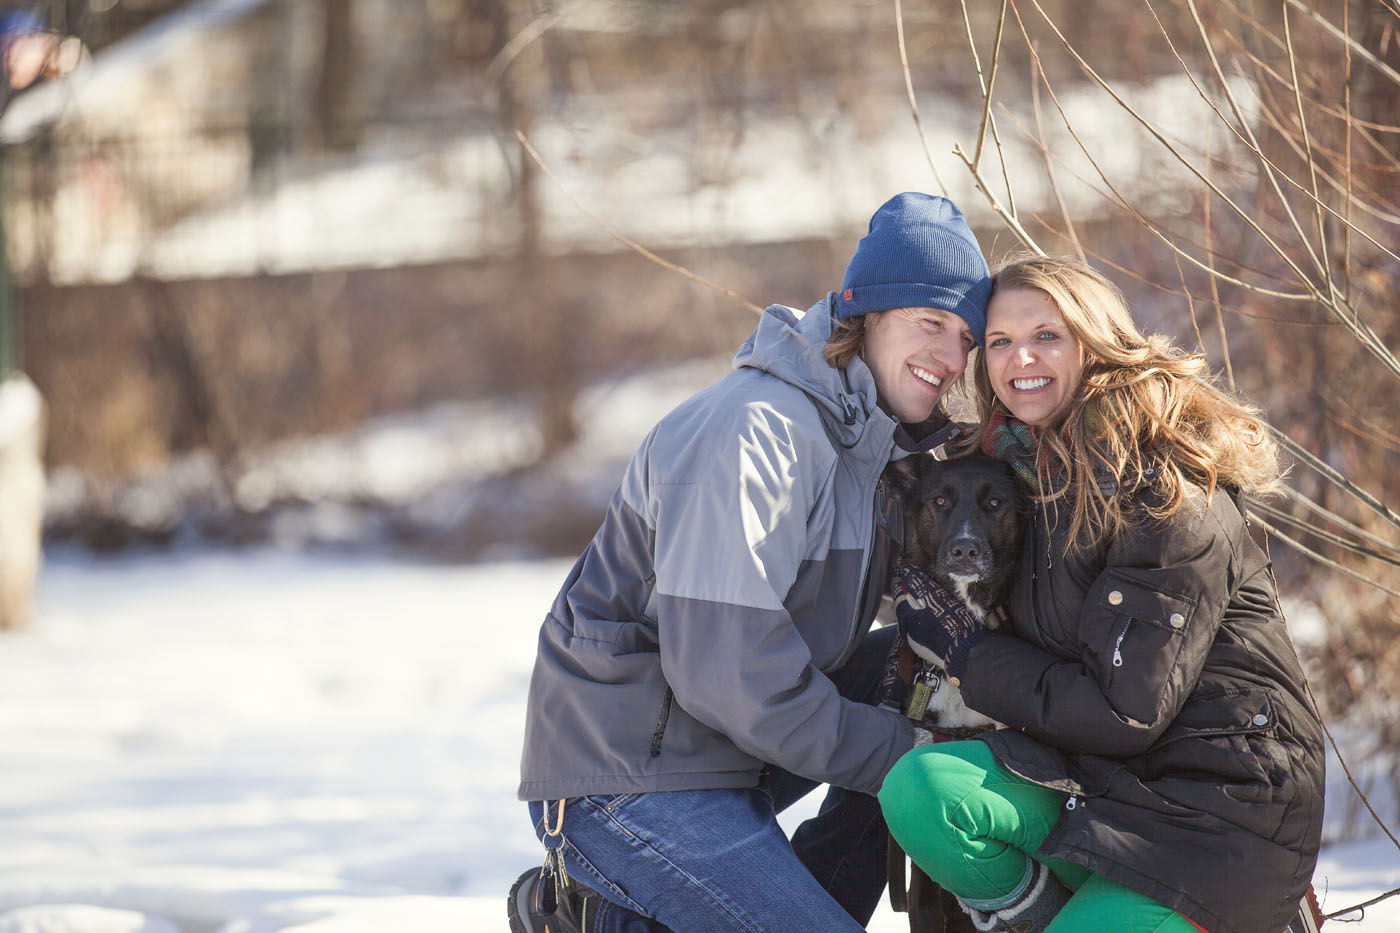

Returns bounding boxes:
[906,668,941,722]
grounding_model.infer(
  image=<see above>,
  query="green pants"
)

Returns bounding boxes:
[878,740,1201,933]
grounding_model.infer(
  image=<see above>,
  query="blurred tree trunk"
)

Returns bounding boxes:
[486,0,577,453]
[317,0,360,152]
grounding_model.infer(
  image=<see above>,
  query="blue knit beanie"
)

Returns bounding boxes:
[834,193,991,346]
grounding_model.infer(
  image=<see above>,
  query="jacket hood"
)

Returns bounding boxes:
[732,293,955,454]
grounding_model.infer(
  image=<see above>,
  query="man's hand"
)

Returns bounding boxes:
[891,560,986,682]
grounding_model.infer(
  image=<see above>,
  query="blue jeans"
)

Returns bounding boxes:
[526,624,897,932]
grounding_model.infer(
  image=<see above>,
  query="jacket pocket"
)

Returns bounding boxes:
[1083,569,1196,723]
[1136,687,1286,836]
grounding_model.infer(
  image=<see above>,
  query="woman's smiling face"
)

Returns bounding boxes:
[984,287,1085,428]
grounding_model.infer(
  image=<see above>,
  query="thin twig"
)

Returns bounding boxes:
[1282,2,1338,309]
[1279,485,1400,556]
[1252,499,1400,570]
[1341,0,1355,301]
[1024,210,1329,324]
[959,0,1018,215]
[1007,7,1314,301]
[1170,241,1207,357]
[1022,0,1400,382]
[952,142,1045,255]
[514,129,764,315]
[893,0,950,198]
[1029,40,1083,261]
[1172,0,1329,286]
[1270,424,1400,535]
[1213,1,1400,135]
[1256,515,1400,599]
[1284,0,1400,90]
[997,104,1317,298]
[1248,82,1400,225]
[1199,119,1233,389]
[1325,885,1400,921]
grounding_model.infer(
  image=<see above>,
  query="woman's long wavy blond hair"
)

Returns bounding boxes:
[969,255,1281,549]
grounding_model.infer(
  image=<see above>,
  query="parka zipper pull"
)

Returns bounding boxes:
[1112,621,1129,668]
[839,394,858,425]
[1031,510,1039,582]
[1065,795,1079,811]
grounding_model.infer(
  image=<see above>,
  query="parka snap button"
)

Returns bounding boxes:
[1252,713,1269,726]
[1108,590,1123,605]
[1169,612,1185,628]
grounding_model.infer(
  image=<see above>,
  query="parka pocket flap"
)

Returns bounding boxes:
[1161,687,1277,741]
[1094,568,1198,634]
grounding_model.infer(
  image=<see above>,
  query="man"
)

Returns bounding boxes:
[511,193,991,932]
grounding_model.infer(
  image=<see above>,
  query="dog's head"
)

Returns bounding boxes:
[886,453,1025,616]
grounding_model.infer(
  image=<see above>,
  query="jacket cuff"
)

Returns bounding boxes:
[946,628,988,683]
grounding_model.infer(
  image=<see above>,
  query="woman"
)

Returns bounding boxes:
[511,193,993,933]
[879,255,1324,933]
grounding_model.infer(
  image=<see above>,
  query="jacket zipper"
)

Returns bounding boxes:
[1112,620,1130,668]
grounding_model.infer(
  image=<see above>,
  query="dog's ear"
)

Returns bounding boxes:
[883,455,927,504]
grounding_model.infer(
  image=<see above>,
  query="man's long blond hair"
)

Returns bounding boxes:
[969,255,1281,549]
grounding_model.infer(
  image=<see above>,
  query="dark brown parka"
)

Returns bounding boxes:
[962,484,1325,933]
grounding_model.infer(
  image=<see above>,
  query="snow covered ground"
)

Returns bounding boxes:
[6,355,1398,931]
[0,547,1397,932]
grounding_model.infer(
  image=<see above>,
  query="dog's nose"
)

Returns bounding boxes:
[947,536,981,561]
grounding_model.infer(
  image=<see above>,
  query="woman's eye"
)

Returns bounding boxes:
[1037,330,1060,341]
[987,337,1008,349]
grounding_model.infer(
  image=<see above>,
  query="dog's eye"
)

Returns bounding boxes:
[987,497,1002,509]
[933,495,948,508]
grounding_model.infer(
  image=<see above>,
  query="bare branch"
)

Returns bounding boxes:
[1341,0,1355,300]
[1252,500,1400,570]
[1284,599,1400,872]
[1021,0,1400,382]
[959,0,1018,215]
[952,142,1045,254]
[1006,11,1315,301]
[893,0,951,198]
[1171,0,1329,284]
[1214,2,1400,135]
[1200,123,1233,390]
[1168,239,1206,349]
[1255,515,1400,600]
[1270,424,1400,536]
[1279,486,1400,557]
[1029,41,1084,261]
[1284,0,1400,90]
[1282,2,1338,308]
[1248,81,1400,225]
[1027,211,1333,324]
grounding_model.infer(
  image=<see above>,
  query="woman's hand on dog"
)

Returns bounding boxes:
[891,560,987,684]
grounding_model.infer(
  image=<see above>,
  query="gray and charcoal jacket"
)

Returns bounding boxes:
[518,296,953,801]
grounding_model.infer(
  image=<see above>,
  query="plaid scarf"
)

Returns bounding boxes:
[980,410,1041,491]
[980,407,1121,498]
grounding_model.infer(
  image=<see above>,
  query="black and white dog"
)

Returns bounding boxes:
[885,452,1025,732]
